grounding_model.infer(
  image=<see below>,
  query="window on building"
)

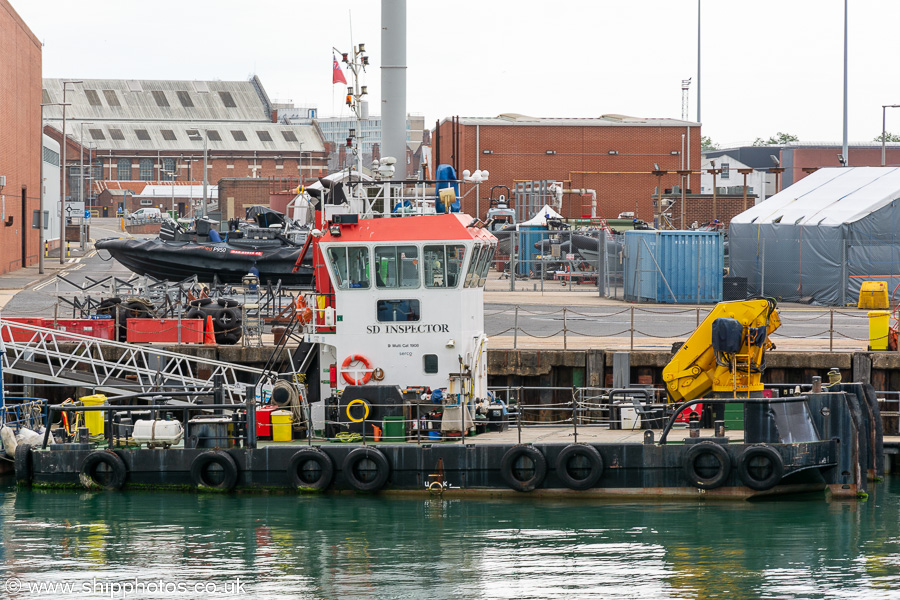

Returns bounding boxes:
[186,129,202,141]
[375,245,419,288]
[136,129,151,141]
[376,299,421,322]
[257,130,273,142]
[721,163,730,179]
[162,158,176,180]
[282,130,298,142]
[231,130,247,142]
[92,162,102,182]
[218,91,237,108]
[84,89,102,106]
[42,89,50,104]
[117,158,131,180]
[161,130,177,141]
[424,245,466,288]
[327,246,370,289]
[139,158,153,180]
[109,128,125,141]
[42,147,60,167]
[207,130,222,141]
[176,91,194,108]
[140,198,152,206]
[103,90,120,107]
[152,90,170,107]
[89,128,105,140]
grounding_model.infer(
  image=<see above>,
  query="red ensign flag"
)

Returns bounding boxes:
[333,56,347,85]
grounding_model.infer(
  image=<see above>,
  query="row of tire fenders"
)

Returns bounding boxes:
[20,441,785,493]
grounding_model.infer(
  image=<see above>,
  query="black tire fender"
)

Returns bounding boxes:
[14,444,32,486]
[79,450,127,491]
[189,298,213,307]
[737,445,785,491]
[555,443,604,490]
[190,450,238,491]
[287,448,335,491]
[215,307,240,331]
[683,442,731,490]
[342,447,390,492]
[217,298,240,308]
[500,445,547,492]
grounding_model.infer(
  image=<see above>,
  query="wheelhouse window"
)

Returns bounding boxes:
[377,299,420,322]
[477,245,496,287]
[424,244,466,288]
[327,246,370,289]
[375,245,419,288]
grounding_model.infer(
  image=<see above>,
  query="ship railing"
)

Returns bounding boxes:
[0,398,48,457]
[39,382,260,450]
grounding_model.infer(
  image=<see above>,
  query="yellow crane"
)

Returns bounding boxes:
[662,298,781,404]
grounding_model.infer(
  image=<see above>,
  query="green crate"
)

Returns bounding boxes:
[382,416,406,442]
[724,403,744,431]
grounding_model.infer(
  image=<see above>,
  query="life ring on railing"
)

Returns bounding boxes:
[682,442,731,490]
[190,450,238,492]
[295,296,314,325]
[500,445,547,492]
[342,447,390,492]
[79,450,127,491]
[345,399,370,423]
[555,443,604,491]
[737,445,784,491]
[341,354,373,386]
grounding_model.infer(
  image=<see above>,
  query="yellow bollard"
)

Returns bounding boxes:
[44,241,48,257]
[66,241,70,257]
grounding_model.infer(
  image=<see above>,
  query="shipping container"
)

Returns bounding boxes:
[623,230,723,303]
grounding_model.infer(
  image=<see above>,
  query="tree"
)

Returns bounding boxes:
[700,135,719,151]
[752,132,799,146]
[874,132,900,143]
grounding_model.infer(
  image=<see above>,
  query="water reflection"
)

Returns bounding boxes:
[0,478,897,599]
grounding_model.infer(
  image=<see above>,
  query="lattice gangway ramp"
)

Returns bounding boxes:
[0,318,267,402]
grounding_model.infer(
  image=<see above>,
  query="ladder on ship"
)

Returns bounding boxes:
[0,318,267,402]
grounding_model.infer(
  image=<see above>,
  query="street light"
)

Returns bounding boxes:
[882,105,900,166]
[79,121,93,207]
[60,79,82,264]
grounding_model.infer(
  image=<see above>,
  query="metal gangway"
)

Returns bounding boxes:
[0,318,268,402]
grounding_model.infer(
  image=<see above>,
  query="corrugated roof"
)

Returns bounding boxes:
[731,167,900,226]
[446,114,699,127]
[46,121,325,153]
[42,78,270,123]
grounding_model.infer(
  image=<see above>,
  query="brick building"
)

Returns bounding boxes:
[780,144,900,187]
[432,114,701,221]
[0,0,41,274]
[41,77,329,217]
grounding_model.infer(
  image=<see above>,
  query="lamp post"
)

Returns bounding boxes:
[202,131,208,218]
[59,80,82,264]
[79,122,93,207]
[882,105,900,166]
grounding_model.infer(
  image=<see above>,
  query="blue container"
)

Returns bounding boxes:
[623,230,723,303]
[428,430,442,441]
[516,226,547,276]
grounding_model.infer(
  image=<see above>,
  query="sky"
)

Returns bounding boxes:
[14,0,900,148]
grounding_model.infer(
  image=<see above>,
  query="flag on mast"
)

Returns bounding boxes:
[332,55,347,85]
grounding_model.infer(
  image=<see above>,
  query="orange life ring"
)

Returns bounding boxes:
[341,354,373,386]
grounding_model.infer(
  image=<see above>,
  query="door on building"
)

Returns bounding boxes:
[102,206,109,217]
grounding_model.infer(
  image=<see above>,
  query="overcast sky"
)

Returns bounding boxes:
[15,0,900,148]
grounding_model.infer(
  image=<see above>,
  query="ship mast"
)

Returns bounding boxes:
[333,44,369,208]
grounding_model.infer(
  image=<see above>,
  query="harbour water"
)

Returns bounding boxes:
[0,477,898,599]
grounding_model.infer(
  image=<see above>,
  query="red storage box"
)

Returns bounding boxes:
[126,318,205,343]
[256,405,280,439]
[1,317,50,342]
[53,319,116,341]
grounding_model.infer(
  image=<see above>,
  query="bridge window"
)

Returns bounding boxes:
[327,246,369,289]
[424,245,466,288]
[477,245,496,287]
[375,245,419,288]
[376,299,420,322]
[464,244,481,288]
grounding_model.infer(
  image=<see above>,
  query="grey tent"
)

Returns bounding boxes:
[729,166,900,306]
